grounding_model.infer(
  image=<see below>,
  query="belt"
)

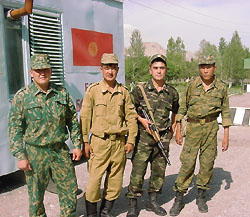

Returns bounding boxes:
[187,116,217,125]
[104,133,121,140]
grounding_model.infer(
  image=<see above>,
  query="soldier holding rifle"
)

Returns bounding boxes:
[126,54,179,217]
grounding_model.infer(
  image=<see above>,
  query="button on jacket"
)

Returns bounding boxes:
[80,80,138,145]
[176,76,232,127]
[8,82,82,160]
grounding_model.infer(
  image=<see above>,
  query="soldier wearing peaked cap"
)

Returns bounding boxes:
[80,53,138,217]
[169,55,232,216]
[126,54,179,217]
[8,53,82,217]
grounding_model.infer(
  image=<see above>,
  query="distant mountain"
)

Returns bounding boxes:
[143,42,166,56]
[125,42,196,61]
[143,42,196,61]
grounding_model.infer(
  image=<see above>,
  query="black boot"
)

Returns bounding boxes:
[169,191,184,216]
[126,198,138,217]
[85,199,97,217]
[196,188,208,213]
[100,199,115,217]
[146,192,167,216]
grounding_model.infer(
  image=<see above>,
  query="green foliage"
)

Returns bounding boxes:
[223,31,245,82]
[125,29,150,89]
[127,29,145,57]
[166,37,187,80]
[125,28,250,87]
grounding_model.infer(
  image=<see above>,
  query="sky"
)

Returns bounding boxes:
[123,0,250,53]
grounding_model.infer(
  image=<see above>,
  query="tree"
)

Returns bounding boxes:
[166,37,186,80]
[223,31,245,83]
[127,29,145,57]
[125,29,149,89]
[196,39,218,59]
[218,37,228,79]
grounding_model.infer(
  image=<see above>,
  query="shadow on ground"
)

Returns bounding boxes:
[0,170,26,194]
[0,156,87,195]
[76,173,179,217]
[76,167,233,216]
[182,167,233,205]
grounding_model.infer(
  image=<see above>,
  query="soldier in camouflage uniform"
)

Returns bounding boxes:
[8,54,82,217]
[169,55,232,216]
[80,53,138,217]
[126,54,179,217]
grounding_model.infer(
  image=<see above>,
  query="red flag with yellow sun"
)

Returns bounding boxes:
[71,28,113,66]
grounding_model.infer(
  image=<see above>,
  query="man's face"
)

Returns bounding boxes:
[199,64,216,81]
[30,68,52,88]
[149,61,167,82]
[101,64,119,83]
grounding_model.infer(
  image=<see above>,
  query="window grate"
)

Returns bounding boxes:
[28,11,64,86]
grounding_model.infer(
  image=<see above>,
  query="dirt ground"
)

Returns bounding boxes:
[0,124,250,217]
[1,93,250,217]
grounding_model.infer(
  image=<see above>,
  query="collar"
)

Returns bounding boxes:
[146,79,169,93]
[30,82,57,96]
[100,80,121,94]
[197,76,218,89]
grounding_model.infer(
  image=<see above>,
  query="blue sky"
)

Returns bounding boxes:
[123,0,250,52]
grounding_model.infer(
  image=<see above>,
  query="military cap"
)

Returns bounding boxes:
[198,55,215,65]
[150,54,167,64]
[101,53,119,64]
[30,54,51,69]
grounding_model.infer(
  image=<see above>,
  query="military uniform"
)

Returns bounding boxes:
[8,54,81,217]
[127,79,179,198]
[174,75,232,193]
[80,80,138,202]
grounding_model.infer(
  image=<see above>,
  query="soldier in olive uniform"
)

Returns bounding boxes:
[80,53,138,217]
[126,54,179,217]
[8,54,82,217]
[170,55,232,216]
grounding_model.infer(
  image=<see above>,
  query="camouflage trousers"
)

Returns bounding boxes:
[126,129,171,198]
[24,143,77,217]
[85,134,126,202]
[174,120,219,193]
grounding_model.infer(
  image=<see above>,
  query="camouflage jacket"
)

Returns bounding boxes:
[80,80,138,144]
[176,76,232,127]
[8,82,82,160]
[131,79,179,131]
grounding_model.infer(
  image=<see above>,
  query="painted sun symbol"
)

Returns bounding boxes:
[88,42,98,57]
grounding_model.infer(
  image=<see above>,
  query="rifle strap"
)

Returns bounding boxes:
[137,84,156,125]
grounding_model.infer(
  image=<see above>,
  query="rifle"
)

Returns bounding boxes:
[138,107,171,166]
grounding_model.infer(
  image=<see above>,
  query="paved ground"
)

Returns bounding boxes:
[1,125,250,217]
[229,92,250,107]
[1,93,250,217]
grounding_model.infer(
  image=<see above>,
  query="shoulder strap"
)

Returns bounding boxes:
[137,84,156,124]
[187,76,200,105]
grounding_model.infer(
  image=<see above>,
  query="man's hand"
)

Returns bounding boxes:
[83,142,93,158]
[222,126,229,152]
[125,143,134,154]
[175,123,183,145]
[18,159,32,171]
[72,148,82,161]
[138,116,152,135]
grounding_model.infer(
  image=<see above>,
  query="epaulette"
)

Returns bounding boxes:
[14,86,26,96]
[120,83,129,90]
[87,82,99,90]
[137,81,146,86]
